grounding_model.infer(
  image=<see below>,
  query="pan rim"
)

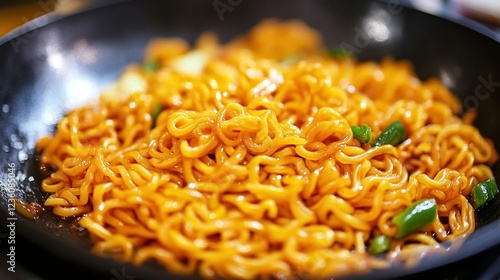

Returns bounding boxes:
[1,0,500,279]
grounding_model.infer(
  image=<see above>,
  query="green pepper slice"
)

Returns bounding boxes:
[351,124,372,144]
[142,59,160,73]
[392,198,437,239]
[327,46,353,59]
[151,102,163,128]
[471,178,499,209]
[368,235,391,255]
[372,120,406,147]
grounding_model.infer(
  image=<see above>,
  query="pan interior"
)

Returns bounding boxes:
[1,0,499,279]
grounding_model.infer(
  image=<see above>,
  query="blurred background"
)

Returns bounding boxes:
[0,1,499,280]
[0,0,95,36]
[1,0,500,38]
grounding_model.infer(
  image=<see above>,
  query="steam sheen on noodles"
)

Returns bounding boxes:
[36,19,498,279]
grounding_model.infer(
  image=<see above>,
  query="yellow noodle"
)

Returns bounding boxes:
[35,19,499,279]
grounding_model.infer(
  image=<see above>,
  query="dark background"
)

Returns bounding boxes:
[0,1,499,280]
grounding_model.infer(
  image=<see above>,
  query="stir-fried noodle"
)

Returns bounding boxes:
[36,19,498,279]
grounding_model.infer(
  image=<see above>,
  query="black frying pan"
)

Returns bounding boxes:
[1,0,499,279]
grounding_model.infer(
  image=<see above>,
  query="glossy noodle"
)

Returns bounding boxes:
[36,19,499,279]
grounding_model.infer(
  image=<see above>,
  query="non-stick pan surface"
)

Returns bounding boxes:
[1,0,499,279]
